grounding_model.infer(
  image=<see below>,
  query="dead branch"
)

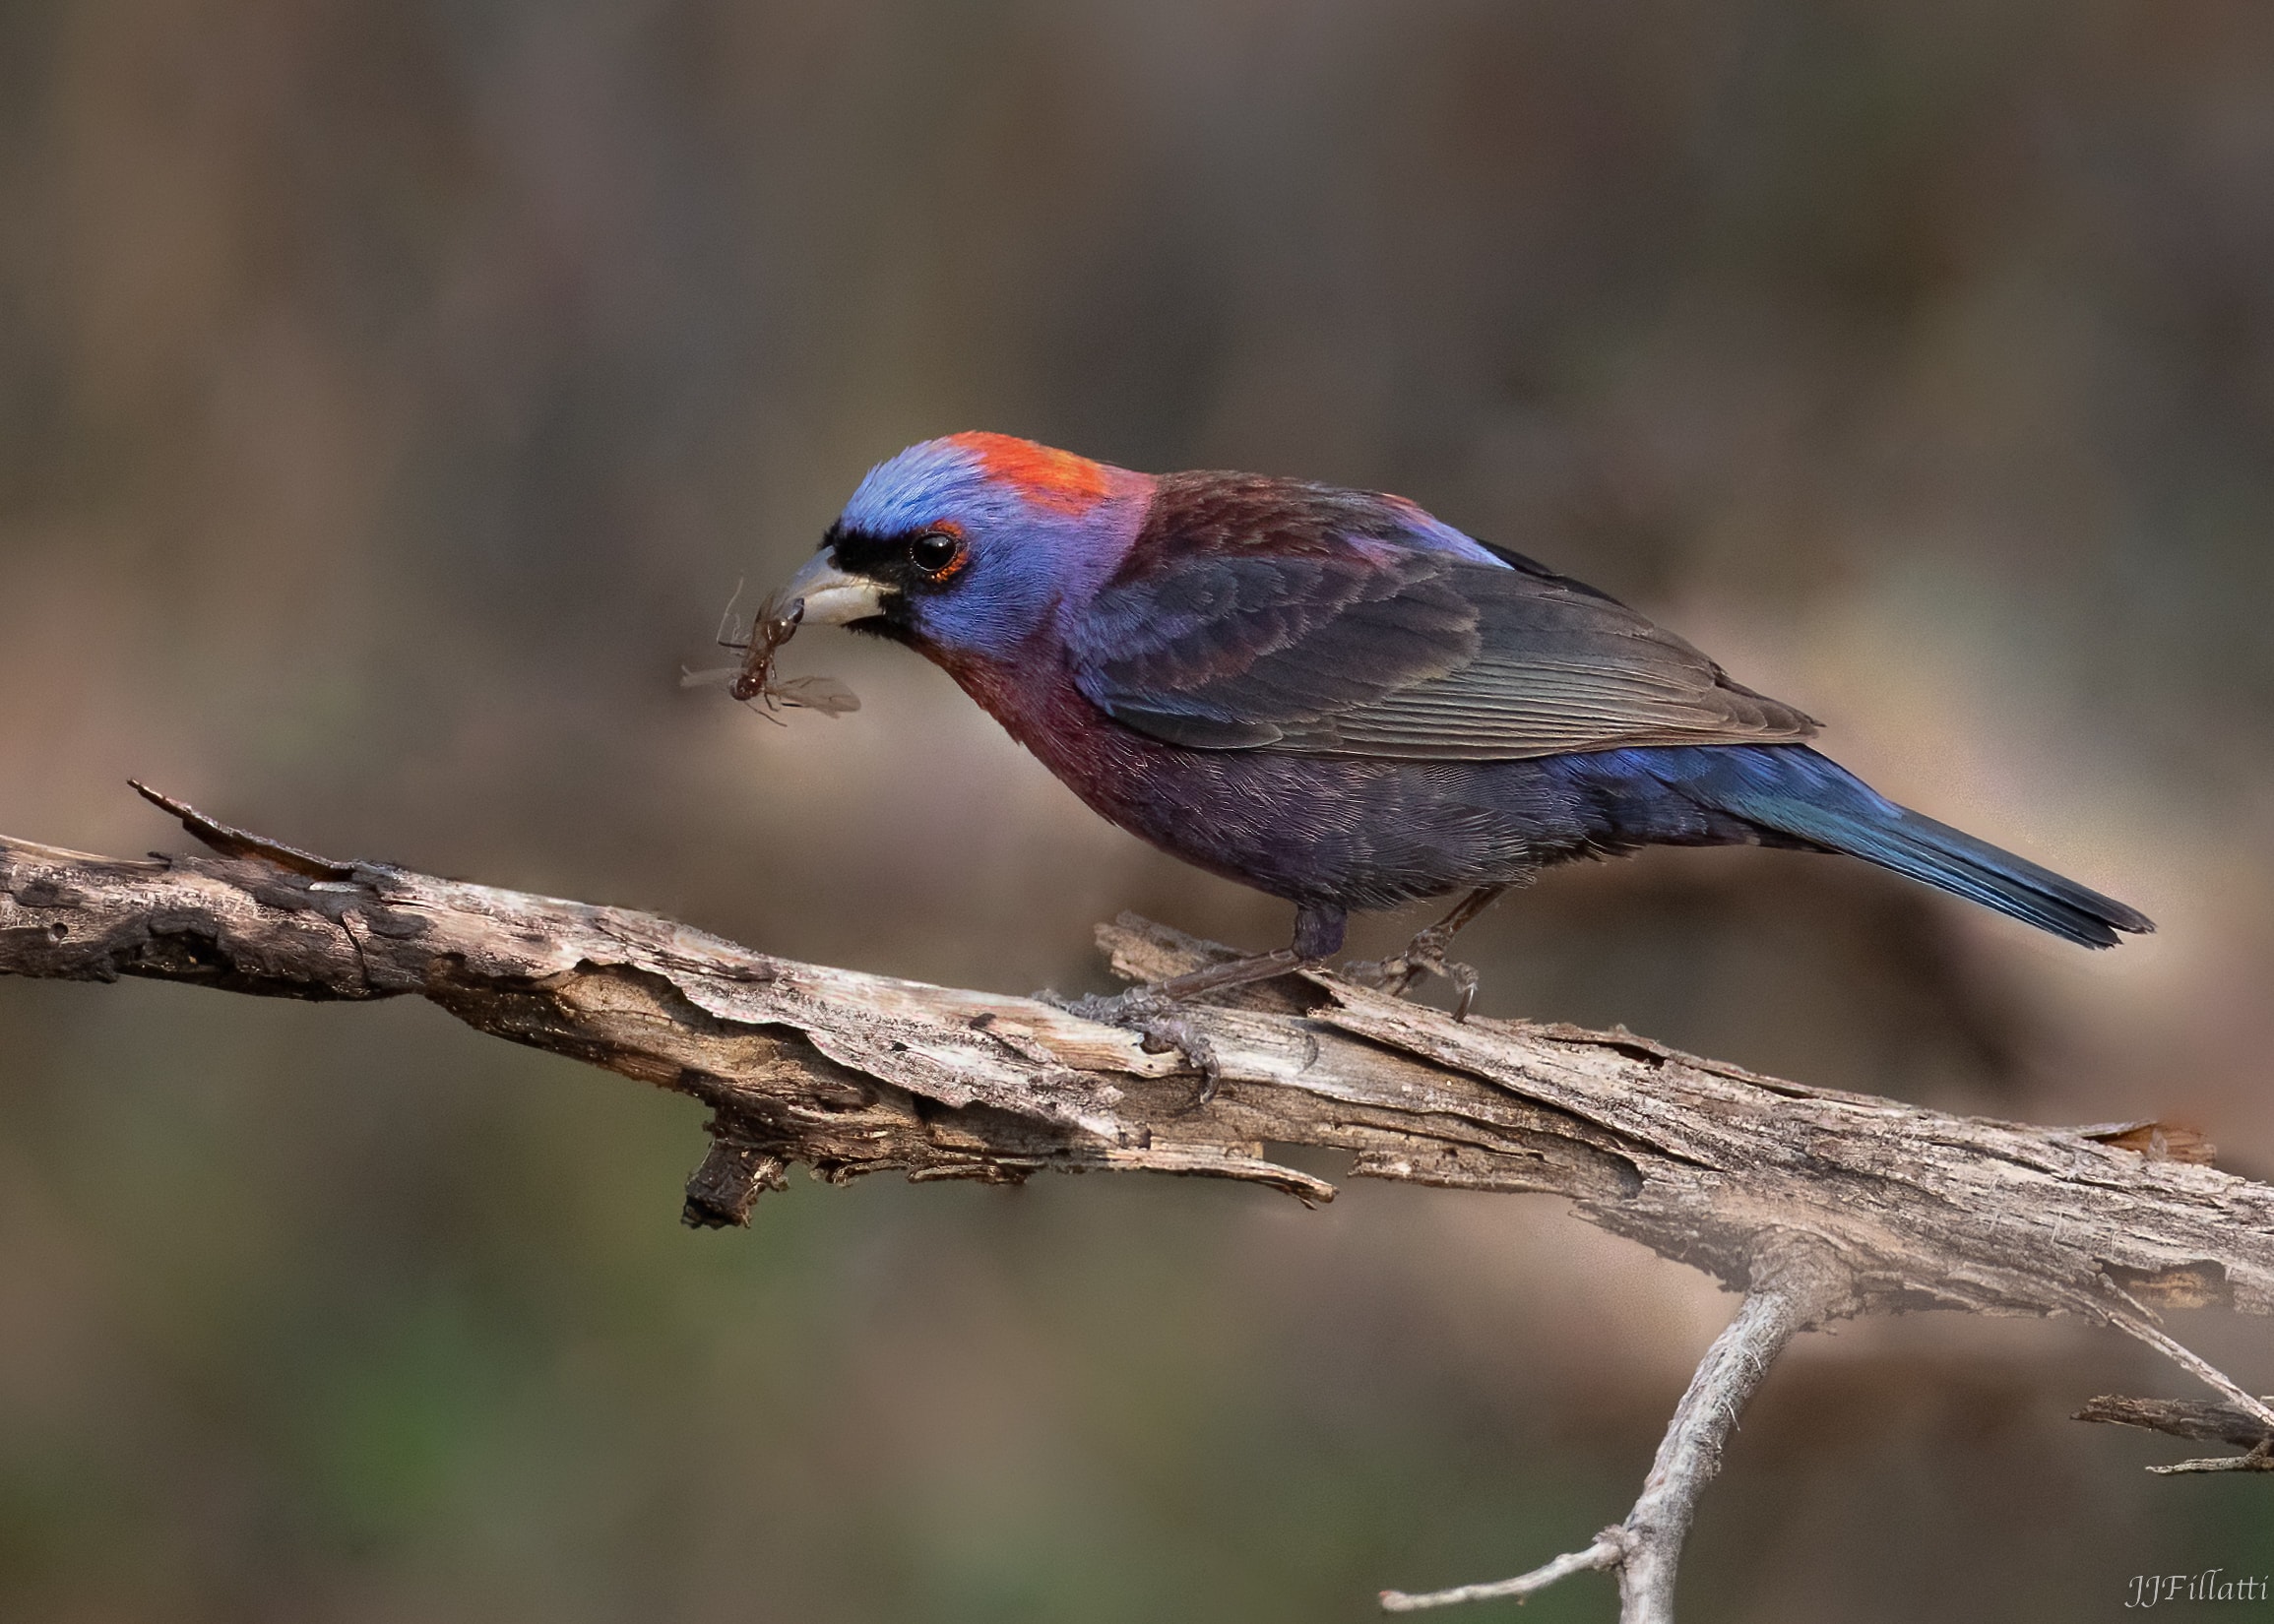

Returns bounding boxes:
[1383,1231,1853,1619]
[2075,1394,2274,1474]
[3,786,2271,1620]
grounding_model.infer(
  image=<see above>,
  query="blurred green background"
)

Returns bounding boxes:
[4,0,2272,1618]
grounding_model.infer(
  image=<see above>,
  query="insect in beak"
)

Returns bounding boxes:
[681,580,859,719]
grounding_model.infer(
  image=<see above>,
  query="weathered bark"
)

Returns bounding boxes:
[2077,1394,2274,1451]
[2076,1395,2274,1474]
[3,787,2268,1616]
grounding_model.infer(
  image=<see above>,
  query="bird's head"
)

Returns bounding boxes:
[779,433,1150,663]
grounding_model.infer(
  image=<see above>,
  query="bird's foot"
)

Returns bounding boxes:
[1346,928,1484,1022]
[1050,943,1329,1101]
[1053,987,1224,1102]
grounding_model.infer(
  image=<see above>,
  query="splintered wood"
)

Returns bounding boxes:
[6,806,2273,1620]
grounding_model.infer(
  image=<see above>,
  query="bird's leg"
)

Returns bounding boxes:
[1148,947,1303,1002]
[1056,906,1347,1101]
[1346,885,1509,1021]
[1138,902,1347,1004]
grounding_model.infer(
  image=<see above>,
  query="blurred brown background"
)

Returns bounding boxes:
[3,0,2272,1618]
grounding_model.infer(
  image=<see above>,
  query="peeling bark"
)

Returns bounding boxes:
[4,788,2269,1617]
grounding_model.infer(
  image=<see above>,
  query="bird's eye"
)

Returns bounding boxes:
[908,530,965,579]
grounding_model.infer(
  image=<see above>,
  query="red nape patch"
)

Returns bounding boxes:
[946,431,1113,514]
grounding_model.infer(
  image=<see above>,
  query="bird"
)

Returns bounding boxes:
[772,431,2152,1017]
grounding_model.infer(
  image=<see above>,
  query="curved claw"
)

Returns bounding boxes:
[1344,931,1484,1022]
[1446,961,1481,1023]
[1134,1008,1224,1102]
[1052,987,1225,1101]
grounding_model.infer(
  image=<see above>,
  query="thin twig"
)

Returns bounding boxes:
[1617,1241,1842,1622]
[1380,1535,1623,1612]
[2148,1451,2274,1475]
[1380,1234,1854,1621]
[2099,1291,2274,1434]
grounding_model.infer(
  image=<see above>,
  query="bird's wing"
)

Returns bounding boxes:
[1068,492,1818,760]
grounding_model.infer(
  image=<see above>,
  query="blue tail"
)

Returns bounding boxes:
[1633,746,2155,949]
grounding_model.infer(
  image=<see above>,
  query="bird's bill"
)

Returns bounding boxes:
[780,550,887,626]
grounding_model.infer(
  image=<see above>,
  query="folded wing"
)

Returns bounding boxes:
[1069,479,1818,761]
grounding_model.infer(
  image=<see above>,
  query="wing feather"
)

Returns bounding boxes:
[1069,478,1818,761]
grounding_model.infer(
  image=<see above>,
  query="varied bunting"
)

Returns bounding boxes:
[773,433,2151,1013]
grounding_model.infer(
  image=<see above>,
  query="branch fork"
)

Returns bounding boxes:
[1383,1232,1855,1619]
[4,788,2271,1621]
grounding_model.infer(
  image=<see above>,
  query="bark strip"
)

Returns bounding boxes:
[5,793,2270,1618]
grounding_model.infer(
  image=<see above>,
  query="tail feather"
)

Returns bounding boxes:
[1666,747,2154,949]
